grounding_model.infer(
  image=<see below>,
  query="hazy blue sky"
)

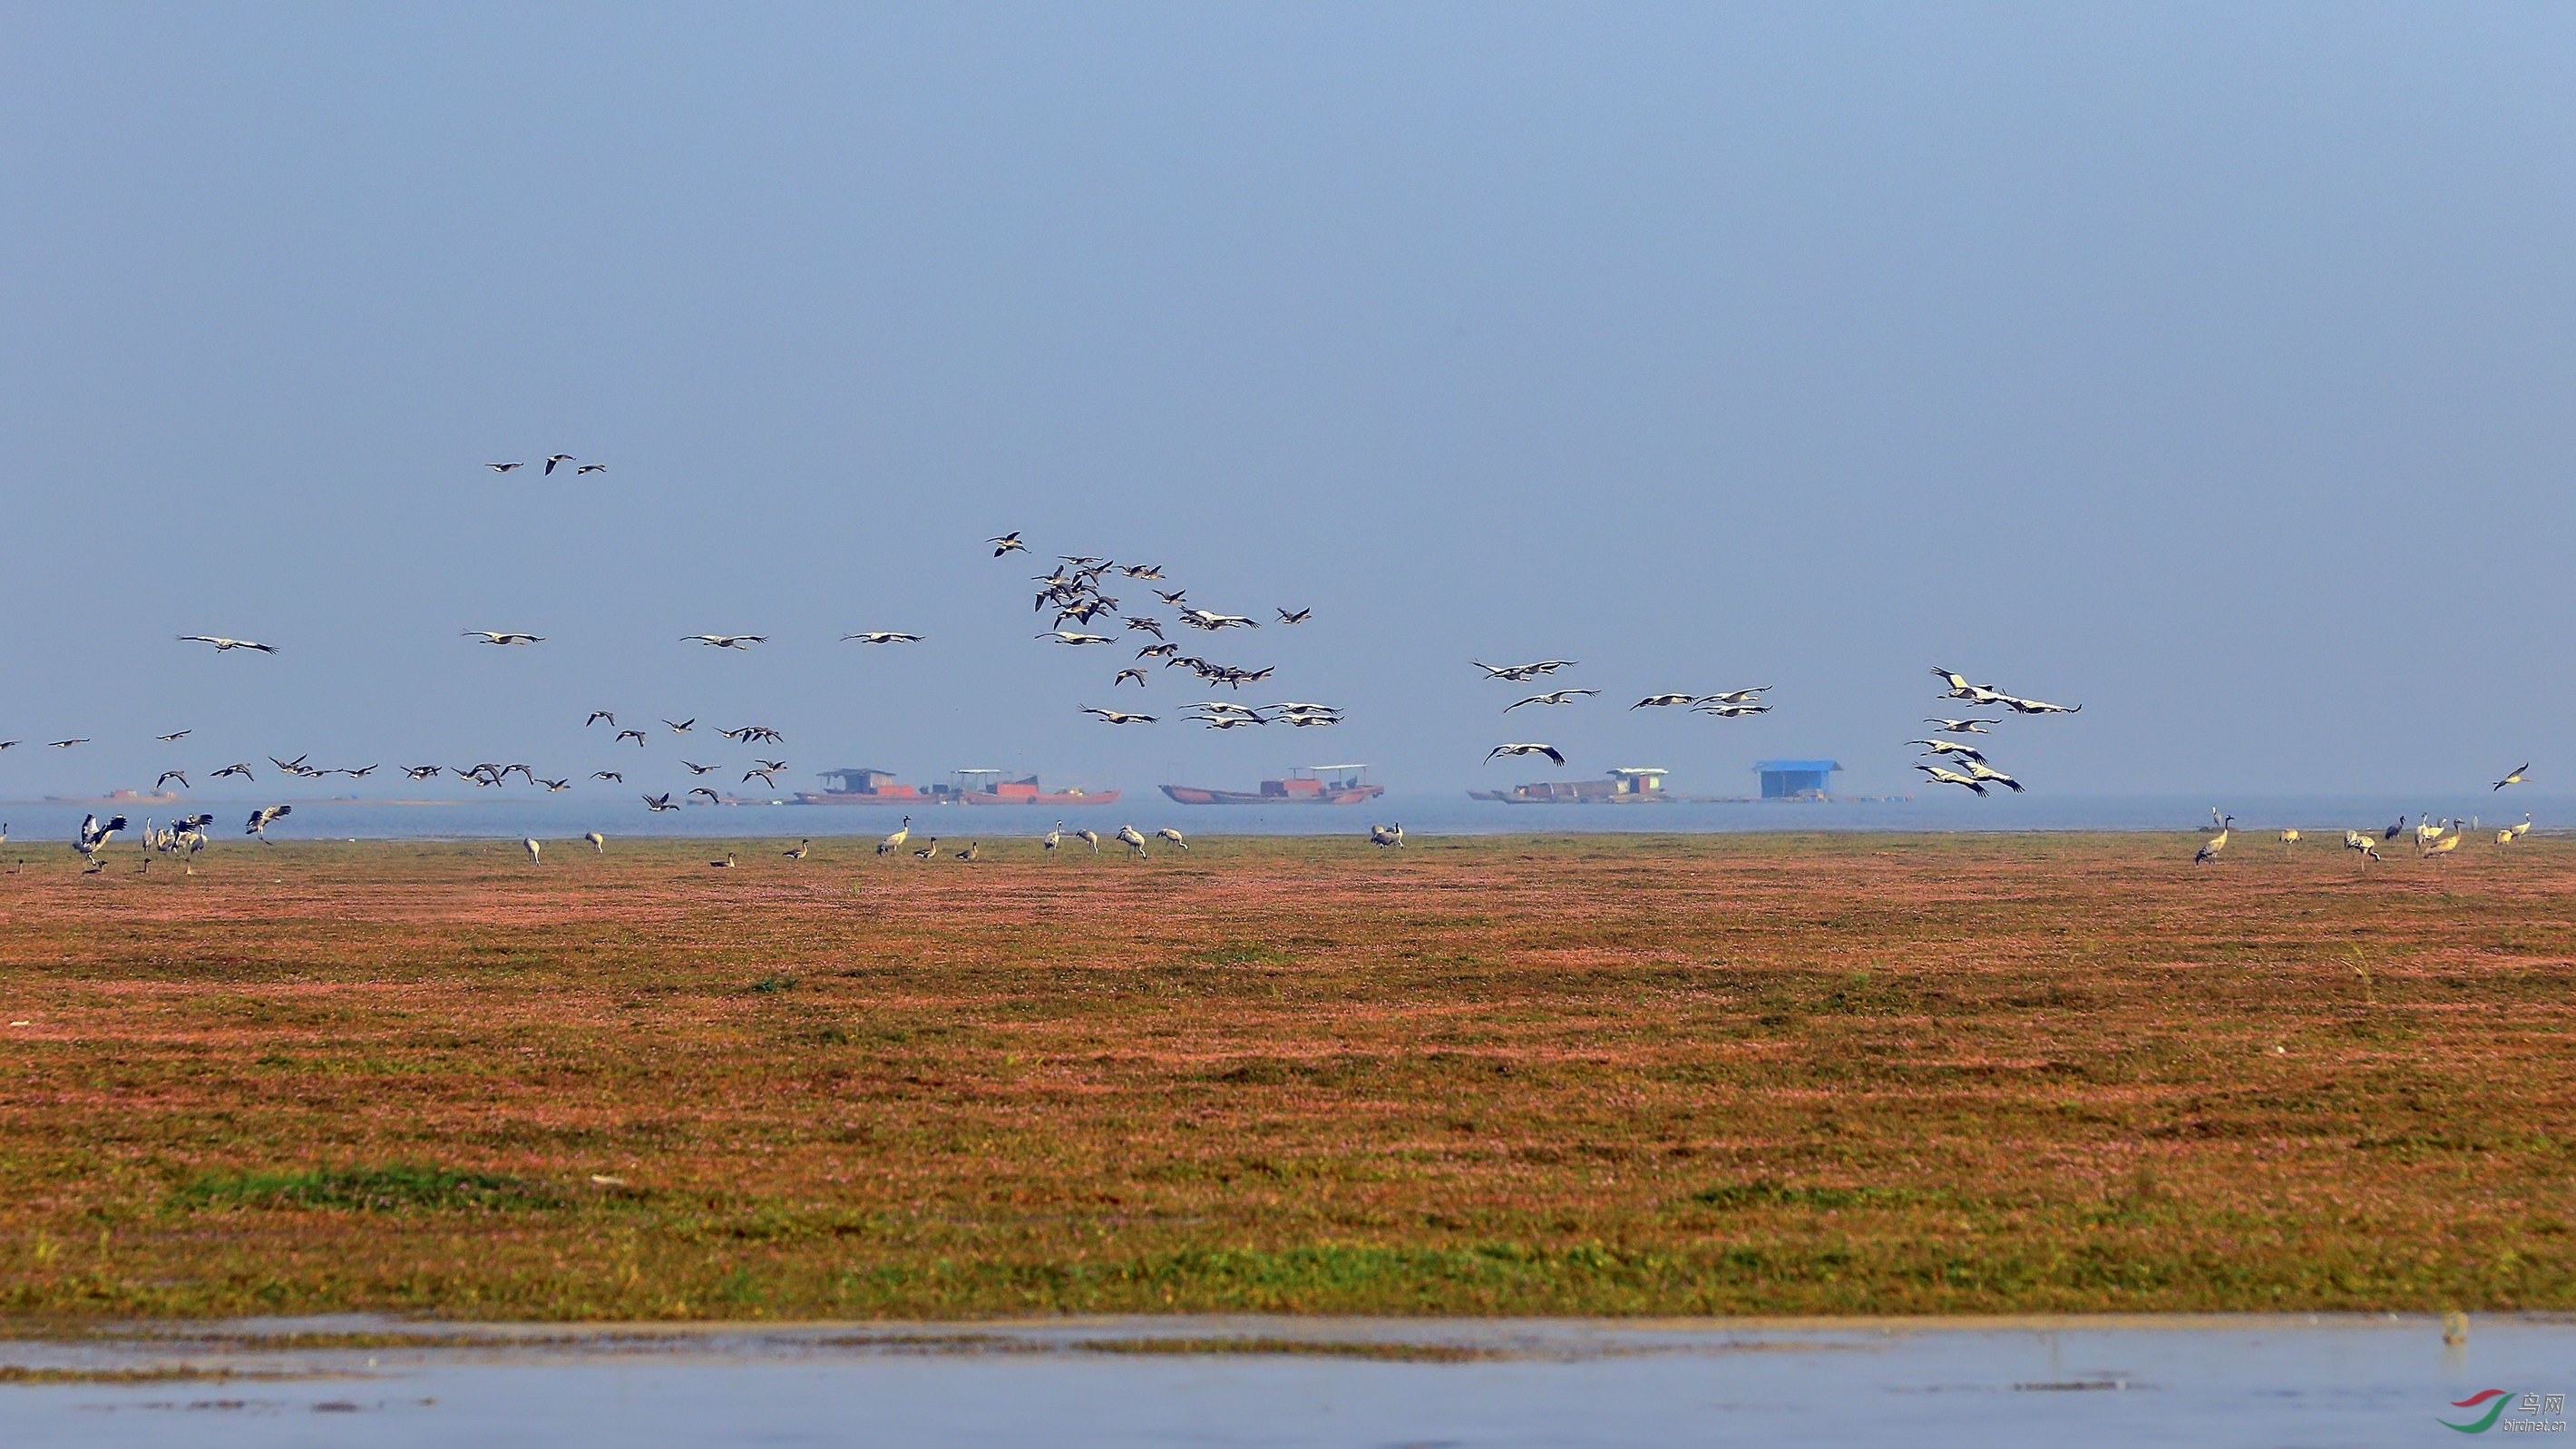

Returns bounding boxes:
[5,4,2571,801]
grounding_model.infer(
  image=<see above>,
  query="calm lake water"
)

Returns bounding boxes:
[0,792,2558,846]
[6,1314,2567,1446]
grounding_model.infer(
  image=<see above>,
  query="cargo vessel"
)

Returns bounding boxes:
[795,768,1117,807]
[1161,764,1383,806]
[1469,768,1673,804]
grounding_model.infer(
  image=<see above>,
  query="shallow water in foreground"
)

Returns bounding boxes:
[7,1314,2570,1446]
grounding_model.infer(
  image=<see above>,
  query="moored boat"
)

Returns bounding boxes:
[1162,764,1383,806]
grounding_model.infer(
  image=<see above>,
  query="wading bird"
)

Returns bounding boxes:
[2195,815,2234,865]
[1487,742,1566,766]
[1505,690,1598,712]
[2343,830,2380,863]
[178,635,275,653]
[877,817,912,857]
[2494,763,2532,791]
[463,631,544,645]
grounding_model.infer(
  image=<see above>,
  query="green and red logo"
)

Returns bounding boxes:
[2440,1390,2513,1434]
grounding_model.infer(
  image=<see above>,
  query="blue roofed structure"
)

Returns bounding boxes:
[1752,759,1842,799]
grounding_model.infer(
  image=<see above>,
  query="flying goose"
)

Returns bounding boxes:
[542,454,576,475]
[1999,695,2081,715]
[664,719,695,733]
[989,532,1027,556]
[1633,693,1700,710]
[1959,760,2025,792]
[2493,763,2532,791]
[575,464,607,475]
[841,631,923,644]
[245,804,292,840]
[720,726,783,743]
[1153,588,1188,605]
[539,778,571,792]
[486,461,523,472]
[1120,563,1166,579]
[591,771,623,783]
[1697,687,1774,705]
[680,634,766,649]
[1504,690,1598,711]
[155,770,188,790]
[156,729,191,742]
[405,766,444,780]
[1908,739,1986,763]
[1486,742,1566,765]
[642,793,678,812]
[178,635,275,653]
[49,739,89,749]
[688,787,722,804]
[615,729,647,747]
[1693,702,1771,718]
[211,763,253,780]
[463,631,544,645]
[1081,707,1156,724]
[586,711,616,727]
[1923,719,1999,735]
[743,769,780,788]
[1276,607,1312,624]
[1038,631,1117,645]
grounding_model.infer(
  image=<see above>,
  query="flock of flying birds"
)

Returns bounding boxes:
[7,467,2547,867]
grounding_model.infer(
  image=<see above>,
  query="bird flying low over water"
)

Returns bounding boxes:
[245,804,292,839]
[1473,660,1577,682]
[682,761,717,775]
[463,631,544,645]
[2494,763,2532,791]
[989,532,1026,556]
[178,635,276,653]
[681,634,767,649]
[841,631,922,644]
[539,778,571,793]
[688,787,721,804]
[1505,690,1599,711]
[642,793,678,812]
[211,763,253,780]
[1487,742,1566,766]
[1081,707,1156,725]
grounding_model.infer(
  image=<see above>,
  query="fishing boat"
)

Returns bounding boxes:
[1161,764,1383,806]
[795,768,1117,807]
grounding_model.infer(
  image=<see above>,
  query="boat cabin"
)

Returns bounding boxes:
[1261,764,1370,797]
[815,768,918,798]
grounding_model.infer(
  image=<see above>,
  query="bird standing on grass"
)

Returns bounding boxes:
[1370,822,1405,848]
[523,838,542,864]
[1115,824,1149,858]
[2195,816,2233,866]
[877,817,912,857]
[1156,827,1187,851]
[584,832,606,853]
[2343,830,2380,863]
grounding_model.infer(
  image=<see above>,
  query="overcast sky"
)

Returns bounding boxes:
[4,4,2570,800]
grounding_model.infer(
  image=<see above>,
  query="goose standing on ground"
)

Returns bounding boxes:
[1114,824,1149,857]
[1487,743,1566,766]
[523,838,542,865]
[912,837,940,861]
[784,839,810,861]
[2195,816,2233,866]
[709,854,737,868]
[1370,822,1405,848]
[211,763,253,780]
[2493,763,2532,791]
[877,816,912,857]
[1155,827,1187,851]
[584,832,606,853]
[178,635,276,653]
[954,842,980,862]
